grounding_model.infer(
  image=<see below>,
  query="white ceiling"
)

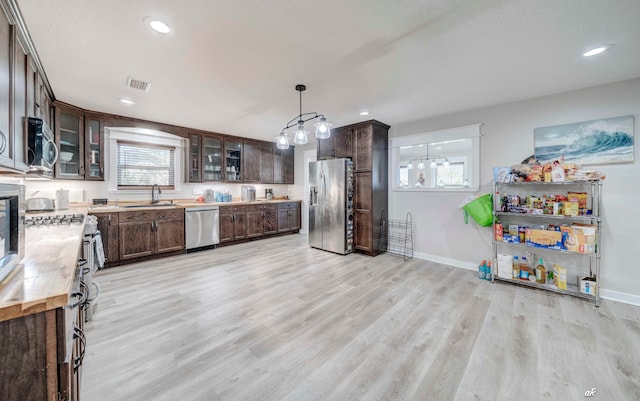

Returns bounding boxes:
[15,0,640,142]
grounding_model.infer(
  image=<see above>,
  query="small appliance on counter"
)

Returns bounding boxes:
[204,189,215,203]
[241,185,256,202]
[265,188,274,200]
[55,188,69,210]
[26,197,55,212]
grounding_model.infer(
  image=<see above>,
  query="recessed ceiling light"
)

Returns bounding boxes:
[145,17,170,34]
[583,45,612,57]
[360,110,369,116]
[118,98,135,105]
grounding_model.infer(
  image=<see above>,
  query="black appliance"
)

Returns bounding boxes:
[27,117,58,178]
[0,183,25,284]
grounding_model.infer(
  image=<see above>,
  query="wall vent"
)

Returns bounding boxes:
[126,77,151,92]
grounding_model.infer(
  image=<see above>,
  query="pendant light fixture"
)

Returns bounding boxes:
[277,84,332,148]
[407,161,414,170]
[430,159,437,169]
[417,160,425,169]
[443,158,450,167]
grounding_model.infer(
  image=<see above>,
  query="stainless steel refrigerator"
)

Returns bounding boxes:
[308,158,354,254]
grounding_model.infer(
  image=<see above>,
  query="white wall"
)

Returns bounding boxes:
[388,77,640,304]
[290,78,640,304]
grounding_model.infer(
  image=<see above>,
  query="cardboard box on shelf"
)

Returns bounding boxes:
[563,201,579,216]
[578,276,597,296]
[565,224,597,254]
[525,228,564,249]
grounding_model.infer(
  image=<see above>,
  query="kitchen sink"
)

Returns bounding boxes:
[122,203,176,208]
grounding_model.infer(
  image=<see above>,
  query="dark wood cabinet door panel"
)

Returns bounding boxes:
[219,213,234,243]
[354,210,373,252]
[246,210,264,238]
[334,128,353,159]
[93,213,120,263]
[355,172,372,210]
[264,208,278,235]
[355,125,373,171]
[317,136,334,160]
[277,208,290,232]
[290,207,301,231]
[233,212,247,240]
[119,221,153,259]
[243,140,261,182]
[155,218,184,253]
[260,143,274,183]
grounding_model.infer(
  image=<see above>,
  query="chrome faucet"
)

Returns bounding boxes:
[151,184,161,204]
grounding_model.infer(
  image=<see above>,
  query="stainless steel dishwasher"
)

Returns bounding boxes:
[185,206,220,251]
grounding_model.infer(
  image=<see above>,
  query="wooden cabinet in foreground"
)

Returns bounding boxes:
[118,209,184,261]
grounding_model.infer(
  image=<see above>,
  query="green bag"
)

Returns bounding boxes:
[463,194,493,227]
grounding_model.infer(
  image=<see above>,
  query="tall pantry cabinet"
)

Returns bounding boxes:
[317,120,389,256]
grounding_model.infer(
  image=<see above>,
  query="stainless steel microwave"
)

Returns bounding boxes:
[27,117,58,178]
[0,183,25,284]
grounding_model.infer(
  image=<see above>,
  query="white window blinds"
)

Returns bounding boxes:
[116,141,175,189]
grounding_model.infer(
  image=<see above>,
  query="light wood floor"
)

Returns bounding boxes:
[82,235,640,401]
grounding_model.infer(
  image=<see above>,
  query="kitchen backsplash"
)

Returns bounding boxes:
[24,180,292,203]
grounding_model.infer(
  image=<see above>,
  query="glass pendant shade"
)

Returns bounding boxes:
[276,132,290,149]
[407,161,413,170]
[293,124,309,145]
[417,160,425,169]
[443,158,450,167]
[314,117,332,139]
[430,160,437,169]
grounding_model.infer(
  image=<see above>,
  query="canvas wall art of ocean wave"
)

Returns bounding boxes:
[534,115,634,165]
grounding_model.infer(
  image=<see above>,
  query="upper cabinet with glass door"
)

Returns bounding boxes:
[390,124,481,191]
[85,115,104,180]
[203,135,224,182]
[55,104,84,179]
[224,140,242,182]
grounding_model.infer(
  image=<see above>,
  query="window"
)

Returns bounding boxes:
[390,124,481,191]
[106,127,185,193]
[117,141,175,189]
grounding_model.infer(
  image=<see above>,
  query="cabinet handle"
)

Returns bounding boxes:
[108,214,111,222]
[73,325,86,372]
[0,130,6,154]
[79,164,85,177]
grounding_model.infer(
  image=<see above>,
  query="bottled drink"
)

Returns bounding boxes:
[512,256,520,279]
[535,258,546,284]
[485,261,492,281]
[519,256,529,280]
[478,260,486,279]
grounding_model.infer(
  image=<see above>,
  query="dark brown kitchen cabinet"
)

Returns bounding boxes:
[92,212,120,265]
[84,114,104,180]
[274,146,294,184]
[317,127,353,160]
[188,133,203,182]
[323,120,389,256]
[0,267,87,401]
[278,201,301,233]
[55,103,85,179]
[119,209,184,260]
[0,11,11,168]
[243,140,261,182]
[225,140,242,182]
[203,135,224,182]
[260,142,274,183]
[219,205,247,243]
[247,204,277,238]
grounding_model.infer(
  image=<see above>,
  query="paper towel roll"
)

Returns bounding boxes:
[56,189,69,210]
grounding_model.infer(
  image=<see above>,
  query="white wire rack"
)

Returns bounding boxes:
[387,212,414,261]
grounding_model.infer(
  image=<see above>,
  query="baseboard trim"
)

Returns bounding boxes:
[599,289,640,307]
[412,252,640,306]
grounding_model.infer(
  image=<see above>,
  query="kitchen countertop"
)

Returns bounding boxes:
[0,210,87,322]
[87,199,301,213]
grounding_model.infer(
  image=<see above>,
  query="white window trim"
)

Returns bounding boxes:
[390,124,481,192]
[106,127,186,194]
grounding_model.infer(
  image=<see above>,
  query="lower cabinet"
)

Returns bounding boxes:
[118,209,184,260]
[219,205,247,243]
[277,202,301,233]
[219,201,300,246]
[0,264,87,401]
[246,204,277,238]
[93,212,119,264]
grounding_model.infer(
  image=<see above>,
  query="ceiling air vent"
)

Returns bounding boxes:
[126,77,151,92]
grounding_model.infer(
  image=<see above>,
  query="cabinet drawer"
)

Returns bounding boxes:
[247,204,276,212]
[277,201,299,210]
[220,205,247,214]
[119,209,184,222]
